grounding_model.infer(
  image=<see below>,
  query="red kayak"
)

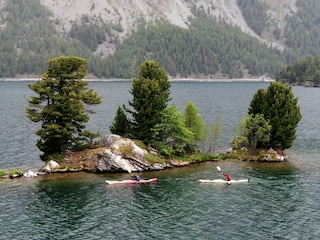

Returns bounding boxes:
[105,178,158,185]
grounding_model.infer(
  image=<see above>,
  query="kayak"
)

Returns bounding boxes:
[199,179,249,184]
[105,178,158,185]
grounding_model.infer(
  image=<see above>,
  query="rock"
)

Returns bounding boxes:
[23,170,38,178]
[95,149,136,173]
[267,147,277,154]
[152,163,165,170]
[100,134,122,147]
[9,173,23,179]
[101,134,147,157]
[42,160,60,172]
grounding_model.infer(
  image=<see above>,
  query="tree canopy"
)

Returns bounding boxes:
[248,82,302,149]
[151,104,194,156]
[119,60,171,143]
[276,55,320,86]
[26,56,102,160]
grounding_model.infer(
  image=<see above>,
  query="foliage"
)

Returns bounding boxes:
[2,1,316,79]
[109,106,131,137]
[248,88,266,113]
[242,114,271,154]
[0,170,6,177]
[144,153,166,165]
[26,56,102,160]
[231,117,249,150]
[8,169,22,177]
[151,104,193,156]
[3,1,320,78]
[184,101,204,141]
[284,0,320,59]
[202,116,223,153]
[276,56,320,85]
[0,0,102,77]
[237,0,268,36]
[231,135,248,150]
[118,145,134,158]
[105,10,286,79]
[69,15,109,51]
[151,141,174,157]
[126,60,171,143]
[248,82,302,149]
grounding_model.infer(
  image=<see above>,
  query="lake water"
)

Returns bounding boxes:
[1,81,320,239]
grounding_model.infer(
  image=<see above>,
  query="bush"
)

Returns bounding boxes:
[0,170,6,177]
[145,153,166,165]
[8,169,23,178]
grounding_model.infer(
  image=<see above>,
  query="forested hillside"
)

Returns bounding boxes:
[0,0,319,79]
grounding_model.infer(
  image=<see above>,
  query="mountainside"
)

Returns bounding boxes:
[0,0,319,79]
[39,0,293,55]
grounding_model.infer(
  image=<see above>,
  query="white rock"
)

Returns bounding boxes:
[23,170,38,178]
[42,160,60,172]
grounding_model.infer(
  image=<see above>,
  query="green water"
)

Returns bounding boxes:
[1,158,319,239]
[1,81,320,239]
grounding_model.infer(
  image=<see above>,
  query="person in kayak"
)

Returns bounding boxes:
[223,172,232,181]
[132,174,141,181]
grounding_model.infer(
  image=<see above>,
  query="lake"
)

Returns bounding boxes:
[1,80,320,239]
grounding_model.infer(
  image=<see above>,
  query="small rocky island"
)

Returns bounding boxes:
[40,134,287,174]
[2,134,287,179]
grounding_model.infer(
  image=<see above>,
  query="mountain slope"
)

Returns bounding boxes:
[0,0,318,79]
[39,0,293,55]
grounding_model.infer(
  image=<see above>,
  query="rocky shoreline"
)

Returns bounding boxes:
[1,134,287,179]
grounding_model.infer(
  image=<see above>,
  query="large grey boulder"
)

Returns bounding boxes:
[95,134,166,172]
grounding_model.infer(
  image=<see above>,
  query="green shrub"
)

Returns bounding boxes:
[8,169,23,177]
[0,170,6,177]
[145,153,166,165]
[119,145,134,157]
[47,153,66,163]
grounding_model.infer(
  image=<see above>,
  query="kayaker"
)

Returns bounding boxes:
[223,172,232,181]
[132,174,141,181]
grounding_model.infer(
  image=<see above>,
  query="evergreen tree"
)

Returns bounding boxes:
[248,88,266,114]
[26,56,102,160]
[127,60,171,143]
[109,105,130,137]
[243,114,272,154]
[248,82,302,149]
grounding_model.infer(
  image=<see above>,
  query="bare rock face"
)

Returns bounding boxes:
[95,134,166,172]
[95,149,136,173]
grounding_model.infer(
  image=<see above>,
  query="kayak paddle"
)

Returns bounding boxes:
[216,166,221,172]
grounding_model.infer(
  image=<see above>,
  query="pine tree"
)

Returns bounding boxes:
[26,56,102,160]
[243,114,272,154]
[127,60,171,143]
[248,82,302,149]
[109,105,130,137]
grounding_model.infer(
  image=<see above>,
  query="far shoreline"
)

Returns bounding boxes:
[0,77,275,82]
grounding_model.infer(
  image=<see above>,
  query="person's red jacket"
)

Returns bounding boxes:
[223,173,232,181]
